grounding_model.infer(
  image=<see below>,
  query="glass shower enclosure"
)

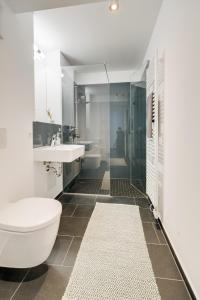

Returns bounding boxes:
[62,64,146,197]
[130,82,146,193]
[62,64,110,195]
[109,82,146,197]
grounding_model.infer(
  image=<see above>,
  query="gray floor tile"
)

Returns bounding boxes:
[46,236,72,265]
[0,268,28,300]
[113,197,136,205]
[96,196,136,205]
[59,194,96,205]
[63,237,82,267]
[68,179,102,194]
[62,204,76,217]
[153,223,167,244]
[156,278,191,300]
[135,198,150,208]
[140,207,155,222]
[73,205,94,218]
[110,179,144,197]
[59,217,89,236]
[0,193,191,300]
[12,265,72,300]
[95,196,113,203]
[142,222,160,244]
[147,244,182,280]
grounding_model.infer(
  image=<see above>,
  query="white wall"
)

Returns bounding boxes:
[144,0,200,297]
[75,70,133,85]
[0,2,64,206]
[0,1,34,207]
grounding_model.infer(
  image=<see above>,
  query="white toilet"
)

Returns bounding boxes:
[0,197,62,268]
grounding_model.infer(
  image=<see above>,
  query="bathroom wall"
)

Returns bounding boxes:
[75,70,133,85]
[0,1,65,203]
[0,1,34,206]
[144,0,200,297]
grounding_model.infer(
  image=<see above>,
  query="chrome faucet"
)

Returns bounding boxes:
[69,127,80,143]
[50,134,57,147]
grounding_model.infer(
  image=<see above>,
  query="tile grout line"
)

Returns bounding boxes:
[148,239,192,298]
[155,276,183,282]
[153,222,168,244]
[58,234,82,238]
[158,229,168,245]
[62,202,94,206]
[147,242,168,246]
[61,216,90,219]
[156,277,192,300]
[182,279,193,300]
[61,236,74,266]
[71,204,78,217]
[142,221,155,224]
[165,243,186,281]
[44,263,74,268]
[152,223,161,244]
[94,194,98,204]
[10,269,30,300]
[62,192,147,200]
[164,243,193,300]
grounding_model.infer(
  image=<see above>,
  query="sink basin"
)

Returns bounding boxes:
[76,141,93,145]
[76,141,93,151]
[33,144,85,163]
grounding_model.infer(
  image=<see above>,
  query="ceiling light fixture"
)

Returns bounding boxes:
[109,0,119,12]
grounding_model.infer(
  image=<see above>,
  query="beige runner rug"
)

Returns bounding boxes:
[63,203,160,300]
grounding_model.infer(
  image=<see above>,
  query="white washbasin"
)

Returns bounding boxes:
[33,144,85,163]
[76,141,93,145]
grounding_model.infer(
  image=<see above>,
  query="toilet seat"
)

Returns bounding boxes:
[0,198,62,233]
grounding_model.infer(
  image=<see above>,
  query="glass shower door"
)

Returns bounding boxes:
[62,64,110,195]
[130,82,146,193]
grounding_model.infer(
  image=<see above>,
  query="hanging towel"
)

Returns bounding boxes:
[147,93,153,138]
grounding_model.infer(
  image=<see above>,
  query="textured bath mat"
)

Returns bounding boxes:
[63,203,161,300]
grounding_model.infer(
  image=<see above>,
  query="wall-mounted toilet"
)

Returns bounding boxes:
[0,197,62,268]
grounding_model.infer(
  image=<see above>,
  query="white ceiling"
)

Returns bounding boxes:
[34,0,162,71]
[7,0,105,13]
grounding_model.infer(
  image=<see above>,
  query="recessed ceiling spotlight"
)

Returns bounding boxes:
[109,0,119,12]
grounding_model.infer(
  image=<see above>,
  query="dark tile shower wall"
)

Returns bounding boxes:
[33,121,61,148]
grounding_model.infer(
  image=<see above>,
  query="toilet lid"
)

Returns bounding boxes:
[0,198,62,233]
